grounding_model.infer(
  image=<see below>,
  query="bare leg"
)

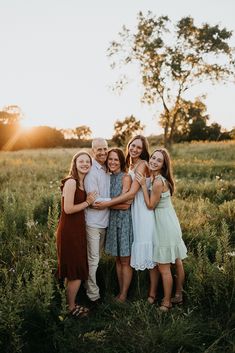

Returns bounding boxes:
[172,258,185,302]
[148,266,160,303]
[117,256,133,302]
[115,257,123,294]
[66,279,81,311]
[158,263,173,307]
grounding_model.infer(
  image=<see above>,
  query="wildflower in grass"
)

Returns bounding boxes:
[216,265,225,272]
[227,251,235,257]
[26,219,37,229]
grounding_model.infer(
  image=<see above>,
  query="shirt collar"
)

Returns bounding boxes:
[93,159,107,171]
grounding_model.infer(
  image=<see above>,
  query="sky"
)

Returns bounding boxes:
[0,0,235,138]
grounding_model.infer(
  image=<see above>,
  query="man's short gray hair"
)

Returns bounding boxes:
[92,138,108,149]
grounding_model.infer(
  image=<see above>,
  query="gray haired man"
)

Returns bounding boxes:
[84,138,110,304]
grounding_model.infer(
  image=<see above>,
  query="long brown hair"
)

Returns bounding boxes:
[125,135,150,168]
[106,148,127,172]
[151,148,175,195]
[61,151,92,190]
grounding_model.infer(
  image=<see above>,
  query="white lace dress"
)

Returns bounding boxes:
[129,169,157,270]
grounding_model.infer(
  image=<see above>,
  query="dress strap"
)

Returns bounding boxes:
[154,174,166,185]
[131,160,147,173]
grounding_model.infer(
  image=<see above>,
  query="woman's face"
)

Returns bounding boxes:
[149,151,164,172]
[129,138,143,159]
[107,151,121,173]
[76,154,92,174]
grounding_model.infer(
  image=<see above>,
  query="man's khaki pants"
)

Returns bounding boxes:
[86,226,106,301]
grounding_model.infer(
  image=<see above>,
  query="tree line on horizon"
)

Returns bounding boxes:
[0,105,234,151]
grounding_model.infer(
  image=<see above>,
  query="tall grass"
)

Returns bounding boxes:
[0,142,234,353]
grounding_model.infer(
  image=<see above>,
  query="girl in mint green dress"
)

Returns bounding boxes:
[136,148,187,312]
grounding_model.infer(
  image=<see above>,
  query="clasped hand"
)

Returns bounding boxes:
[86,191,97,206]
[92,200,109,210]
[135,172,146,186]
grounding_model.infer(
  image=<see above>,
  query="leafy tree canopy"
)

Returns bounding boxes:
[74,125,92,140]
[112,115,144,146]
[0,105,23,124]
[108,12,235,146]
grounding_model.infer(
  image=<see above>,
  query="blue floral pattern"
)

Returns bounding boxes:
[105,172,133,257]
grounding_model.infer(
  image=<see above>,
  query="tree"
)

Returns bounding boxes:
[229,128,235,140]
[74,125,92,140]
[0,105,24,150]
[108,13,235,146]
[0,105,23,124]
[27,126,64,148]
[160,98,210,142]
[207,122,222,141]
[112,115,144,146]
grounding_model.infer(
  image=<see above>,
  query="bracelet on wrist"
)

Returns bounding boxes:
[85,201,90,207]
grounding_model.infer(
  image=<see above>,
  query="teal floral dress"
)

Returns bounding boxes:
[105,172,133,257]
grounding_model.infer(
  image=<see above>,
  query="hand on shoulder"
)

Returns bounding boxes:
[135,171,146,186]
[135,160,148,174]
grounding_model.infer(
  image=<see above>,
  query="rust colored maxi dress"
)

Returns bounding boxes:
[56,178,88,281]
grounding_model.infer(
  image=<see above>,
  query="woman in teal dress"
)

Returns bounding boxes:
[136,148,187,312]
[105,148,133,302]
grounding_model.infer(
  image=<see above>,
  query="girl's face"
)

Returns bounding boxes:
[76,154,92,174]
[129,139,143,159]
[107,151,121,173]
[149,151,164,172]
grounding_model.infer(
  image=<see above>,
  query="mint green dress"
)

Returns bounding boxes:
[153,175,187,264]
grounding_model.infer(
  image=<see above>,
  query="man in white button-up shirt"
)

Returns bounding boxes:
[84,138,110,303]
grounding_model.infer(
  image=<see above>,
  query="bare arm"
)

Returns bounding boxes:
[94,162,147,209]
[63,179,97,214]
[111,174,132,210]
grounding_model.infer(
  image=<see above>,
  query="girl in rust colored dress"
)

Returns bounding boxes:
[56,151,97,317]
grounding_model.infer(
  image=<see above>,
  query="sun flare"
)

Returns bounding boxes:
[20,117,38,130]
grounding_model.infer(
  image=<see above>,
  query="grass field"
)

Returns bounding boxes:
[0,141,234,353]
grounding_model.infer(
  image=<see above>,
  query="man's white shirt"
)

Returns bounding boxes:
[84,159,110,228]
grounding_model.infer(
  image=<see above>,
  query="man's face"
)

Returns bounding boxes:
[92,140,108,165]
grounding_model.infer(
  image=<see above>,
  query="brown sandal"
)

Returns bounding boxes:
[159,303,172,312]
[171,295,183,305]
[147,296,157,304]
[115,294,127,303]
[69,305,89,318]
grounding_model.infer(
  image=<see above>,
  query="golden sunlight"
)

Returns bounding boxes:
[20,117,38,129]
